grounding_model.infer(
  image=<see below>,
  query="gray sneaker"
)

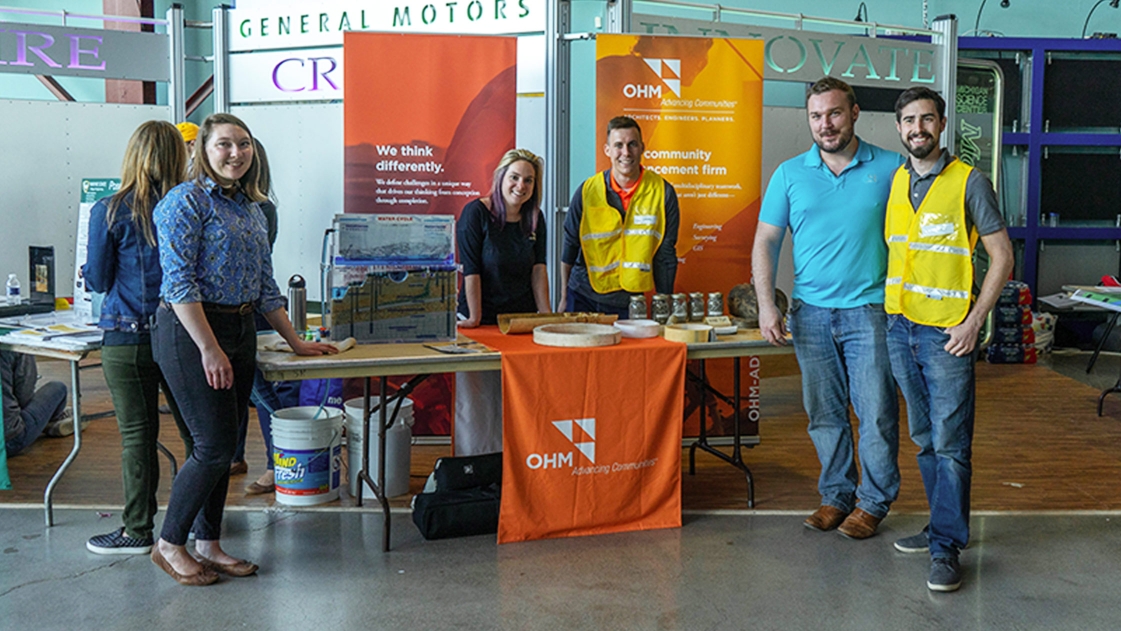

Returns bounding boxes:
[87,527,154,555]
[894,529,929,553]
[44,409,87,437]
[928,557,962,592]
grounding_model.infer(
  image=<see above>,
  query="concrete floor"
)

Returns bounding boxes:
[1042,349,1119,392]
[6,349,1120,630]
[3,507,1121,630]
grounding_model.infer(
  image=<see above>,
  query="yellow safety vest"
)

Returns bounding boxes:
[884,159,978,328]
[580,169,666,294]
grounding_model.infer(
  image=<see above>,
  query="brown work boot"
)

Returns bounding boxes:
[837,507,883,540]
[803,505,849,532]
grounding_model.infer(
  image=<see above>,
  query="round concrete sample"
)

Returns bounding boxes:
[613,319,661,338]
[533,323,622,347]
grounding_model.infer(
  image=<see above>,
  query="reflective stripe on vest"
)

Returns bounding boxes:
[580,169,666,294]
[884,159,978,327]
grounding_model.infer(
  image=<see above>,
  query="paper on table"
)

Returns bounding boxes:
[1038,293,1080,309]
[1067,287,1121,314]
[0,324,101,350]
[9,323,99,339]
[257,334,357,353]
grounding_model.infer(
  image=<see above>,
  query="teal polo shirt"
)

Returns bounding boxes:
[759,137,904,309]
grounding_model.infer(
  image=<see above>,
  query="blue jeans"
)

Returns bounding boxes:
[239,369,300,471]
[886,314,976,559]
[3,381,67,457]
[787,300,900,518]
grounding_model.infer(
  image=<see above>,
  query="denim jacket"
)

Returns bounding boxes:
[82,193,163,336]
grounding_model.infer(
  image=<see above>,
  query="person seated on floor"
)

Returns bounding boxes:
[2,350,71,456]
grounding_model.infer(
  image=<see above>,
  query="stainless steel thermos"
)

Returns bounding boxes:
[288,274,307,333]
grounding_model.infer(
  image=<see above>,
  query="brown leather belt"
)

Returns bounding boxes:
[160,301,254,315]
[202,302,254,315]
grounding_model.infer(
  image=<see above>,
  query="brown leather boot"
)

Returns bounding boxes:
[803,505,850,531]
[837,507,883,540]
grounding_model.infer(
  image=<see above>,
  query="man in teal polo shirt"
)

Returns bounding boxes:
[752,77,903,539]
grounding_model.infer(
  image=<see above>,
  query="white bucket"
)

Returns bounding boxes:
[344,397,413,498]
[271,406,343,506]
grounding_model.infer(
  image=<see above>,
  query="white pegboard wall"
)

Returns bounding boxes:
[0,100,170,299]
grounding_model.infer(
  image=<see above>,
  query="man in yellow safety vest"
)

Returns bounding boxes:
[559,116,679,316]
[884,86,1014,593]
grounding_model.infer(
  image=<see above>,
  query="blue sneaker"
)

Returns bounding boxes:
[86,527,153,555]
[894,529,929,553]
[927,557,962,592]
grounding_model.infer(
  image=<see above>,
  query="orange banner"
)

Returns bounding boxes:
[595,34,764,293]
[343,32,516,216]
[462,328,685,544]
[342,33,516,435]
[596,35,764,438]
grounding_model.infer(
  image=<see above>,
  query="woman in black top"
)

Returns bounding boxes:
[454,149,550,455]
[456,149,550,327]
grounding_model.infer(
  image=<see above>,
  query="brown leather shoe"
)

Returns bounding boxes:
[151,546,219,586]
[245,481,275,495]
[197,555,259,577]
[837,507,883,540]
[229,460,249,476]
[803,505,850,531]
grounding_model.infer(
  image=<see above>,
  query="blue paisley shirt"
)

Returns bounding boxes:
[154,176,285,313]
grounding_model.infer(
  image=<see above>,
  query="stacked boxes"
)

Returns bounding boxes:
[986,280,1038,364]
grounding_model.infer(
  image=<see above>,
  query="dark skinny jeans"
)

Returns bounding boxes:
[153,304,255,545]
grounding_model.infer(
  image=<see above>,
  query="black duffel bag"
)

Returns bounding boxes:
[433,452,502,491]
[411,452,502,540]
[411,483,501,540]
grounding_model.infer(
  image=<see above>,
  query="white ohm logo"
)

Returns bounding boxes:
[525,418,596,469]
[623,58,682,99]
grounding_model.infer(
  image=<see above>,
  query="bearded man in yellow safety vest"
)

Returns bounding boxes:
[884,87,1013,594]
[559,116,679,316]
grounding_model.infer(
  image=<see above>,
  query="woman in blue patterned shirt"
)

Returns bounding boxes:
[150,113,336,586]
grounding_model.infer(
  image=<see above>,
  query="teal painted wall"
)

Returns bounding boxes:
[5,0,1119,174]
[0,0,106,101]
[562,0,1121,188]
[636,0,1121,39]
[0,0,214,121]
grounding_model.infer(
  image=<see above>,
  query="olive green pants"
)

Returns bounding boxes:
[100,343,192,539]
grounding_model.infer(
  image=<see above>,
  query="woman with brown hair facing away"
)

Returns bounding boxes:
[83,120,193,555]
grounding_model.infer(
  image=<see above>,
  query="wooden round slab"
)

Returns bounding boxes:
[533,323,622,347]
[663,323,713,343]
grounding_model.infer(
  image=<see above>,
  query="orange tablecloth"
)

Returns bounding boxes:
[461,327,686,544]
